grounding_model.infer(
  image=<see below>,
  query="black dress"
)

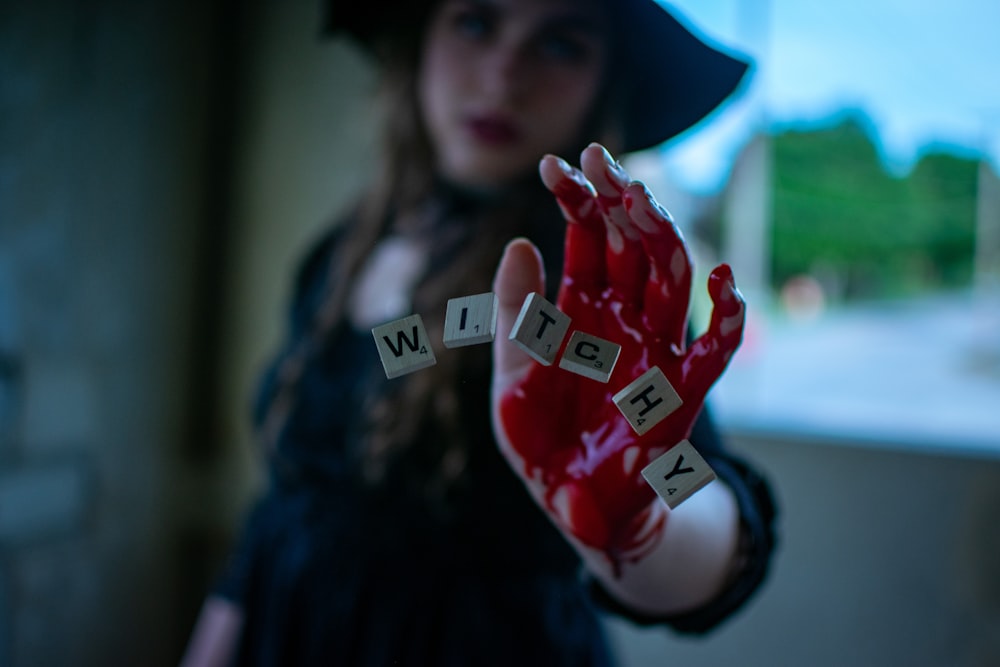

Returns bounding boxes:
[214,215,778,666]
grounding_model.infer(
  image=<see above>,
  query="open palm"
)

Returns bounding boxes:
[491,144,745,569]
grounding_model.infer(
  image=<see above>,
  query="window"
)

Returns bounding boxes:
[633,0,1000,455]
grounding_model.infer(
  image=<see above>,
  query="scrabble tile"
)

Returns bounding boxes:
[558,330,621,382]
[612,366,682,435]
[641,440,717,509]
[508,292,571,366]
[443,292,498,348]
[371,314,437,379]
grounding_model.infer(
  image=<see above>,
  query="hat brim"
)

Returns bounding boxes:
[617,1,751,152]
[323,0,752,153]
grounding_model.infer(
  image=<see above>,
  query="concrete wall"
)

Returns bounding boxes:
[1,0,376,663]
[610,431,1000,666]
[214,0,377,496]
[0,0,234,663]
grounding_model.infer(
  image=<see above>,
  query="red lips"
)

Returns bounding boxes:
[466,115,521,145]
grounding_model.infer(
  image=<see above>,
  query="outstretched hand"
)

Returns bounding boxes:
[491,143,745,572]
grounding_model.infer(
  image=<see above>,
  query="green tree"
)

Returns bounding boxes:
[769,113,977,301]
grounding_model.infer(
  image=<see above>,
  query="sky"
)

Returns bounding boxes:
[655,0,1000,192]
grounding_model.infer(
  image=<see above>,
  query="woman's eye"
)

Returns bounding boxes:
[452,9,494,40]
[538,33,591,63]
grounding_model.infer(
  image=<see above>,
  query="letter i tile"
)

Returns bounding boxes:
[612,366,682,435]
[443,292,498,348]
[371,314,437,379]
[641,440,717,509]
[508,292,571,365]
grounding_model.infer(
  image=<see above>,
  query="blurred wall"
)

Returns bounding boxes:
[1,0,374,664]
[214,0,377,501]
[610,432,1000,666]
[0,0,229,663]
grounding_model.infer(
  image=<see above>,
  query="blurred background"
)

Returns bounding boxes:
[1,0,998,664]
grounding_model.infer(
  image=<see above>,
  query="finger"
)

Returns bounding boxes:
[684,264,746,398]
[539,155,606,291]
[492,238,547,391]
[623,182,692,349]
[580,143,649,304]
[705,263,746,349]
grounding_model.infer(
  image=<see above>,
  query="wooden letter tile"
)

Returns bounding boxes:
[558,330,621,383]
[612,366,682,435]
[641,440,716,509]
[508,292,571,366]
[443,292,498,348]
[371,314,437,379]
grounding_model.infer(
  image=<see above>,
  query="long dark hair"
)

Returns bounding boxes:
[260,0,625,496]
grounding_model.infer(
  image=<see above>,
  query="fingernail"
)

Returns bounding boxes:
[717,263,734,284]
[554,156,593,192]
[598,144,628,181]
[710,264,738,301]
[627,182,671,221]
[554,156,574,176]
[639,182,673,222]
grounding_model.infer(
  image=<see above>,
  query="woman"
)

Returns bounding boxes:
[183,0,777,664]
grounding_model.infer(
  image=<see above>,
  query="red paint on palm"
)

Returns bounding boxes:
[499,161,745,573]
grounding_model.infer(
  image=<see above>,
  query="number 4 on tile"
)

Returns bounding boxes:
[640,440,717,509]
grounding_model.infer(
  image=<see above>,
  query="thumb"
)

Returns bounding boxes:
[492,237,546,390]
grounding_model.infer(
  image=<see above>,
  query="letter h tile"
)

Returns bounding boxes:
[612,366,682,435]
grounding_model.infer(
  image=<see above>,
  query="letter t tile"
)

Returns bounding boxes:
[508,292,571,365]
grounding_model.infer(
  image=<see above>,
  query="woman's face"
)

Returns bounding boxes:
[418,0,609,189]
